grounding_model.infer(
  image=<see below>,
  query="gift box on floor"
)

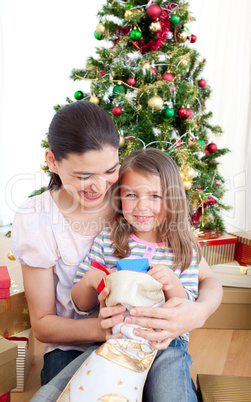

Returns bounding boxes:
[203,286,251,329]
[0,280,31,337]
[0,267,11,299]
[197,374,251,401]
[0,393,10,402]
[8,328,34,392]
[229,231,251,265]
[198,231,237,266]
[211,261,251,288]
[0,336,17,396]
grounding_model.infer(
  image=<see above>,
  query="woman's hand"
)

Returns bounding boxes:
[98,287,126,341]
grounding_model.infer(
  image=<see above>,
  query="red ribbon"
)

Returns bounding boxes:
[6,336,29,348]
[90,261,111,294]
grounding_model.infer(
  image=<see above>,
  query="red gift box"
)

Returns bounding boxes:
[198,231,237,266]
[0,267,11,299]
[0,393,10,402]
[229,231,251,265]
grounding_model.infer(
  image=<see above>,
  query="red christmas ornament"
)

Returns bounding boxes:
[170,86,175,93]
[174,140,182,148]
[178,108,186,118]
[207,196,217,206]
[162,72,174,82]
[190,34,197,43]
[186,108,193,118]
[112,106,122,116]
[207,143,218,153]
[150,67,157,75]
[126,77,136,86]
[146,4,162,19]
[198,79,207,88]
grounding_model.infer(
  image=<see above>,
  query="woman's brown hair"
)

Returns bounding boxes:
[47,101,120,190]
[110,148,202,271]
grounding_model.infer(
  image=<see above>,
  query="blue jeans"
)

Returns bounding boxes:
[32,338,197,402]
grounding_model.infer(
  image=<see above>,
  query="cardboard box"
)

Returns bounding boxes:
[203,286,251,329]
[198,231,237,266]
[211,260,251,288]
[0,337,17,395]
[8,328,34,392]
[0,280,31,337]
[197,374,251,401]
[0,267,11,299]
[229,231,251,265]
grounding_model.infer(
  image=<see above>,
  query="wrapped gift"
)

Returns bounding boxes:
[0,280,31,337]
[0,336,17,395]
[198,231,237,266]
[211,261,251,288]
[197,374,251,401]
[0,393,10,402]
[0,267,11,299]
[8,328,34,392]
[229,231,251,265]
[203,286,251,329]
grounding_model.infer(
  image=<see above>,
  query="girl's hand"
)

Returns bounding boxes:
[124,297,205,350]
[147,264,174,291]
[98,287,126,341]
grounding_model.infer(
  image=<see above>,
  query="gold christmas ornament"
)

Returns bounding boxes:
[183,180,192,191]
[179,171,185,181]
[148,95,163,112]
[119,134,125,148]
[181,59,188,66]
[8,250,15,261]
[186,167,196,179]
[177,30,188,43]
[142,62,151,70]
[124,9,133,18]
[40,161,49,171]
[90,95,100,105]
[96,23,106,35]
[149,21,162,32]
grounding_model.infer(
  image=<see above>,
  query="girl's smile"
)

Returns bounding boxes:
[120,170,166,242]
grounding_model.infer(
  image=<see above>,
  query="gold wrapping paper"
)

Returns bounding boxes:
[10,328,35,392]
[0,280,31,337]
[0,336,17,394]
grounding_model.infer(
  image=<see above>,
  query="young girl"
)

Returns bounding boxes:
[69,148,201,401]
[10,101,222,401]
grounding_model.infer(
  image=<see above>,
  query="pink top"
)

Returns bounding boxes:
[11,191,96,354]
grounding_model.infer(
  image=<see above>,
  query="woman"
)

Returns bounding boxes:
[11,101,223,399]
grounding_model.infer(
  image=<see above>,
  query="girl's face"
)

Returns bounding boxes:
[120,170,166,242]
[46,146,119,211]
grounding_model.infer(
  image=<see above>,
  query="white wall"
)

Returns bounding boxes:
[1,0,250,231]
[0,0,104,225]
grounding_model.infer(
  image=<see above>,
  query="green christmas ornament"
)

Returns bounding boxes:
[164,108,175,118]
[171,15,180,24]
[113,84,126,95]
[130,29,142,41]
[126,3,132,8]
[94,30,104,40]
[74,90,84,100]
[197,139,206,150]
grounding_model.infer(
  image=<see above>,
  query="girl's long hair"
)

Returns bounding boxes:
[110,148,202,272]
[47,101,120,190]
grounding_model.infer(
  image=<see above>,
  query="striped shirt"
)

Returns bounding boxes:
[74,228,199,341]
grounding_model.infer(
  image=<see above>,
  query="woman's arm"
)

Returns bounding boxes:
[99,257,223,349]
[22,265,105,345]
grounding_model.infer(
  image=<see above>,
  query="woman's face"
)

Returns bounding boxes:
[50,146,119,212]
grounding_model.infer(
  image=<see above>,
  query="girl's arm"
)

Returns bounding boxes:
[71,269,107,312]
[22,265,106,344]
[99,257,223,348]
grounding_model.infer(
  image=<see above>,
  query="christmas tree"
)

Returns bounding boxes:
[39,0,230,232]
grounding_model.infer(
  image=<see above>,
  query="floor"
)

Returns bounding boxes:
[1,232,251,401]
